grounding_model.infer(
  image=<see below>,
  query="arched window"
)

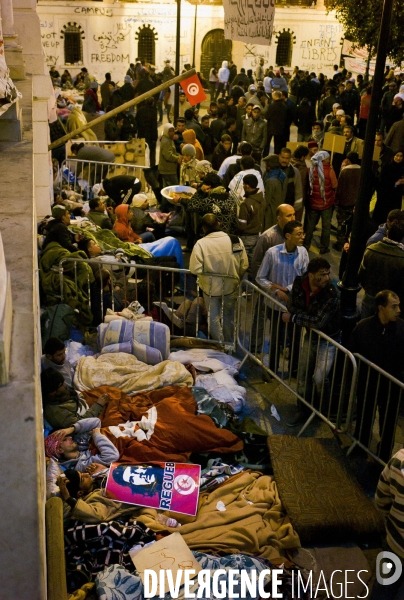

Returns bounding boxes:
[275,30,294,67]
[136,25,157,65]
[60,23,84,65]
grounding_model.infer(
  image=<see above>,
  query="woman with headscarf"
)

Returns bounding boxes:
[82,81,101,114]
[182,129,204,161]
[113,204,184,267]
[303,150,338,254]
[179,144,200,187]
[262,154,287,229]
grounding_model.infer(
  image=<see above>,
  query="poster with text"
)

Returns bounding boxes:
[106,462,201,516]
[222,0,275,45]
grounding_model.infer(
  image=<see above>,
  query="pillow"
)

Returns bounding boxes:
[267,436,384,544]
[101,342,132,355]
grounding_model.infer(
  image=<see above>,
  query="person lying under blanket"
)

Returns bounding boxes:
[44,417,119,472]
[41,368,109,430]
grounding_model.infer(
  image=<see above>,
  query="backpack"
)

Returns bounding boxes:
[41,304,77,349]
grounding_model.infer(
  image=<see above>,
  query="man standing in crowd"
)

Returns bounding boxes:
[241,105,267,164]
[265,91,288,155]
[278,148,303,213]
[359,222,404,318]
[256,221,308,373]
[349,290,404,463]
[189,214,248,343]
[282,257,340,426]
[334,151,361,250]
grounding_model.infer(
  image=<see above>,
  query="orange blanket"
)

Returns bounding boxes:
[82,385,243,463]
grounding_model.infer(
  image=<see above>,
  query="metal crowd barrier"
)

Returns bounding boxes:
[346,354,404,464]
[56,158,148,196]
[56,256,239,351]
[237,278,357,436]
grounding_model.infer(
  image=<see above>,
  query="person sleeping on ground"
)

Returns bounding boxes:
[41,368,109,430]
[44,417,119,472]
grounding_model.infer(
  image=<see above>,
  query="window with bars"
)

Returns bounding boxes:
[138,26,156,65]
[276,32,293,67]
[64,26,83,65]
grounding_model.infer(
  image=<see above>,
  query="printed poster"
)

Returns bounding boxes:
[222,0,275,45]
[106,462,201,516]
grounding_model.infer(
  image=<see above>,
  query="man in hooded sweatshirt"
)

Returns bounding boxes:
[158,123,183,210]
[237,173,265,275]
[215,61,230,100]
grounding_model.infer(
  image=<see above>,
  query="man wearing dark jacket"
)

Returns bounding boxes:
[339,81,360,121]
[349,289,404,461]
[265,91,287,155]
[135,97,158,167]
[359,222,404,318]
[87,197,113,230]
[42,205,82,253]
[282,257,341,425]
[184,109,206,145]
[237,173,264,272]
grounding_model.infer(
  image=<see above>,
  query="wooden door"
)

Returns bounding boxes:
[200,29,232,80]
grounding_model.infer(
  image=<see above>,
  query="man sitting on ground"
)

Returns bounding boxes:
[41,337,75,388]
[41,368,108,430]
[42,205,83,253]
[87,197,114,230]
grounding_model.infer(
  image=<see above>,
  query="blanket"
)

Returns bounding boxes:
[98,319,170,365]
[74,353,193,393]
[39,241,94,325]
[81,386,243,463]
[168,349,246,412]
[69,225,152,260]
[135,470,300,561]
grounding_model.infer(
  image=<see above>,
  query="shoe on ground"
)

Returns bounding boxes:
[319,247,330,254]
[286,411,309,426]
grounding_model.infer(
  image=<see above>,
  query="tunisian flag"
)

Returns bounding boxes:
[181,74,206,106]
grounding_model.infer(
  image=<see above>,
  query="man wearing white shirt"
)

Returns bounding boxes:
[255,221,308,373]
[228,155,265,198]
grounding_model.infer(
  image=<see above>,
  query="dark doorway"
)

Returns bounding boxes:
[200,29,232,80]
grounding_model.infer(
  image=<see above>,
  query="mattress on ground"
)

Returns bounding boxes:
[267,435,384,544]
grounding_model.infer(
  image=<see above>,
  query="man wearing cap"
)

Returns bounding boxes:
[41,368,108,430]
[241,105,267,164]
[42,205,83,253]
[323,102,342,132]
[245,84,261,107]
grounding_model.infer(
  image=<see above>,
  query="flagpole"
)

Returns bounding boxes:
[174,0,181,124]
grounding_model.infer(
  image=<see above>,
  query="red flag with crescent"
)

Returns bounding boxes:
[181,74,207,106]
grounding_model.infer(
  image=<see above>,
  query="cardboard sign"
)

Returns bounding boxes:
[286,141,308,153]
[106,462,201,516]
[322,132,346,155]
[181,74,206,106]
[130,532,201,598]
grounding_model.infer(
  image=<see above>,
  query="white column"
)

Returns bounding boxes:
[1,0,20,48]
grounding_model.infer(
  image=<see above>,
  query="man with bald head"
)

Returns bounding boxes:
[250,204,295,280]
[189,214,248,343]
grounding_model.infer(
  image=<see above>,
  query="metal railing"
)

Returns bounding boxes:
[346,354,404,464]
[237,279,357,435]
[56,256,239,351]
[56,158,148,196]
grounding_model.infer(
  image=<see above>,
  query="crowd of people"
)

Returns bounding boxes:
[43,56,404,596]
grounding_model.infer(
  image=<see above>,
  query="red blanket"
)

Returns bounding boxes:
[82,385,243,463]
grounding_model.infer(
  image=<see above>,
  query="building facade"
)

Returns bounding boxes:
[37,0,345,83]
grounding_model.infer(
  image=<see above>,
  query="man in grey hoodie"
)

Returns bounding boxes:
[216,60,230,100]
